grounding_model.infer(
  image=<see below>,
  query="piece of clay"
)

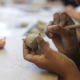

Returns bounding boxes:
[29,30,45,37]
[29,28,40,34]
[21,22,28,27]
[22,33,49,50]
[23,33,40,49]
[37,21,46,31]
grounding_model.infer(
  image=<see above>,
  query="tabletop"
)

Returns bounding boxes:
[0,37,58,80]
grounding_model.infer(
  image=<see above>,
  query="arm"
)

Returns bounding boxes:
[64,62,80,80]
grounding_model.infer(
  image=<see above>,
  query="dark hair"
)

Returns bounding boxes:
[62,0,78,7]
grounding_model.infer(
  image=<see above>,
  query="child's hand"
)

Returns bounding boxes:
[45,12,80,67]
[23,35,80,79]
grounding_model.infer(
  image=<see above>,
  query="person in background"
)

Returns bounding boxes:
[63,0,80,42]
[48,0,80,21]
[23,0,80,80]
[64,5,80,21]
[48,0,78,7]
[62,0,78,7]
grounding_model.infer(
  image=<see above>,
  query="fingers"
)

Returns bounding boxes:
[36,35,54,58]
[59,12,76,35]
[45,13,60,38]
[45,21,53,38]
[23,52,47,68]
[23,41,35,59]
[23,40,47,68]
[59,12,75,27]
[23,41,29,58]
[45,21,53,32]
[48,25,71,37]
[46,21,53,31]
[53,13,60,25]
[36,35,63,59]
[47,12,75,37]
[34,50,42,55]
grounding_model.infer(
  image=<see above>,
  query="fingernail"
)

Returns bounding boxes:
[36,36,42,42]
[49,32,53,37]
[48,26,52,31]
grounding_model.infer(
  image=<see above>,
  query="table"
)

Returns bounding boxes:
[0,37,58,80]
[0,1,65,37]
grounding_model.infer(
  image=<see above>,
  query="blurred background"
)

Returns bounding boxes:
[0,0,80,37]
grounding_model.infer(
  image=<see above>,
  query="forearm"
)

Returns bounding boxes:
[63,62,80,80]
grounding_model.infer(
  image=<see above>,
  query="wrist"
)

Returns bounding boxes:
[63,61,80,80]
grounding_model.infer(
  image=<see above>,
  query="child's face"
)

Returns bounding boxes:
[75,0,80,4]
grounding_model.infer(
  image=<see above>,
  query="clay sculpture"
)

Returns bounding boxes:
[37,21,46,31]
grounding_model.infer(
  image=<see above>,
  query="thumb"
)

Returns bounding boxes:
[48,25,70,37]
[36,35,52,58]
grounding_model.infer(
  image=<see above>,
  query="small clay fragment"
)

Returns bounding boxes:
[21,22,28,27]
